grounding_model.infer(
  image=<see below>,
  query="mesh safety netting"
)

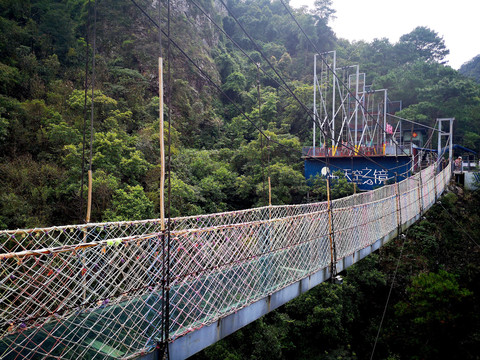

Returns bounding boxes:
[0,164,449,359]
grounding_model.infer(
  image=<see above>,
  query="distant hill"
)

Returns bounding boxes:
[459,55,480,83]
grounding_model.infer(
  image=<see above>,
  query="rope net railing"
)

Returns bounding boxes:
[0,164,450,359]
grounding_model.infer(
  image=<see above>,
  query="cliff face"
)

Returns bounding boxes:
[91,0,224,91]
[99,0,225,145]
[164,0,225,146]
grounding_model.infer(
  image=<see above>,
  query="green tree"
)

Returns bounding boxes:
[103,185,154,222]
[222,71,247,100]
[91,131,150,183]
[258,162,307,205]
[395,26,449,64]
[394,270,473,359]
[0,156,68,228]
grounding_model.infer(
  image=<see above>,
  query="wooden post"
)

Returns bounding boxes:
[86,169,93,223]
[267,137,272,219]
[417,171,424,215]
[83,169,93,303]
[159,57,165,231]
[395,177,401,230]
[326,176,335,277]
[268,177,271,207]
[268,176,272,220]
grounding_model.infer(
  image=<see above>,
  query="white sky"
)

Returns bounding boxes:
[289,0,480,69]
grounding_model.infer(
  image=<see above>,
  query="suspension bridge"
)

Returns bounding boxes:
[0,162,451,359]
[0,0,459,358]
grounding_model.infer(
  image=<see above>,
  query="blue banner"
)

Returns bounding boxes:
[305,156,411,191]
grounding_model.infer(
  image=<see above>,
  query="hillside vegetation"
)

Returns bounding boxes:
[1,0,480,229]
[0,0,479,229]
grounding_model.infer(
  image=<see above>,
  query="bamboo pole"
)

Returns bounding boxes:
[395,178,401,229]
[159,57,165,231]
[268,177,272,207]
[83,169,93,303]
[326,176,335,276]
[268,176,272,220]
[86,170,93,223]
[417,171,423,215]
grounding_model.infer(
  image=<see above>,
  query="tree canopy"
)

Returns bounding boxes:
[0,0,479,230]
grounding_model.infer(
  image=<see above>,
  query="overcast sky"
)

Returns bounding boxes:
[289,0,480,69]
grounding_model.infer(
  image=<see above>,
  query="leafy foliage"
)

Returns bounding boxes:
[103,185,154,222]
[1,0,479,227]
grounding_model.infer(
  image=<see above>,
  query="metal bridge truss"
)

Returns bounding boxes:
[310,51,409,158]
[0,164,450,359]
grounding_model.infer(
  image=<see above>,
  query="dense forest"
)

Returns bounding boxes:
[1,0,480,358]
[1,0,480,229]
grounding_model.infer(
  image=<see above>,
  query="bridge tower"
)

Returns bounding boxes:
[305,51,427,190]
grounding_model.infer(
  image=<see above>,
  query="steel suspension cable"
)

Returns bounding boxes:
[209,8,405,232]
[388,113,440,132]
[130,0,383,181]
[189,0,286,91]
[370,230,408,359]
[437,202,480,249]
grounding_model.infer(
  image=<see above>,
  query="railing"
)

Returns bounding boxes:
[302,145,385,157]
[302,144,413,157]
[0,164,449,359]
